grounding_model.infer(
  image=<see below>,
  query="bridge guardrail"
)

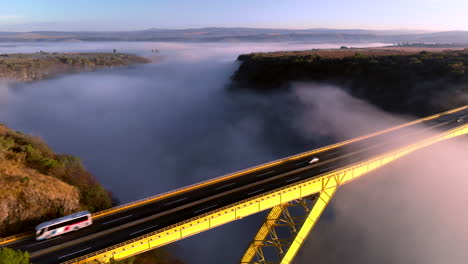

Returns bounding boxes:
[63,124,468,263]
[2,106,466,247]
[91,105,468,219]
[0,232,33,246]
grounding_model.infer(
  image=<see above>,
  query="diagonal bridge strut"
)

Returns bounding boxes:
[241,187,337,264]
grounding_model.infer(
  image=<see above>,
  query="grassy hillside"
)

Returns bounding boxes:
[232,48,468,116]
[0,52,151,82]
[0,124,113,237]
[0,125,185,263]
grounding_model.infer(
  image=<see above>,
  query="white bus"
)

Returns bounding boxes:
[35,211,92,240]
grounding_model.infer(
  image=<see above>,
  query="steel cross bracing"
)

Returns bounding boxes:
[241,187,336,264]
[240,198,319,264]
[1,106,466,264]
[29,124,468,263]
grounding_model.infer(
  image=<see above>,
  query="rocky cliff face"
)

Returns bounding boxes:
[0,124,112,237]
[231,49,468,116]
[0,161,80,235]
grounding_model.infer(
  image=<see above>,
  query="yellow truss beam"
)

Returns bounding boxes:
[1,106,466,247]
[61,124,467,263]
[240,189,336,264]
[281,187,337,264]
[241,204,286,263]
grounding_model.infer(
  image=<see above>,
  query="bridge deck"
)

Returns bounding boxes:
[1,106,467,264]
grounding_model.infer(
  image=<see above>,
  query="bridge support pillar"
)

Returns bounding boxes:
[240,187,337,264]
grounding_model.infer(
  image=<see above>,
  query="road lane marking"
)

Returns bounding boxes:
[255,170,276,177]
[285,177,301,183]
[247,189,264,196]
[193,204,218,214]
[215,182,236,190]
[26,236,61,247]
[29,122,468,259]
[320,167,334,172]
[326,150,342,156]
[58,247,91,259]
[348,156,363,162]
[102,214,133,225]
[90,106,468,222]
[164,197,188,206]
[295,160,309,165]
[129,225,159,236]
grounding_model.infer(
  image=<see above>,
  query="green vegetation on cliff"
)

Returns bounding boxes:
[0,124,113,236]
[0,127,183,263]
[0,52,151,82]
[232,48,468,116]
[0,248,30,264]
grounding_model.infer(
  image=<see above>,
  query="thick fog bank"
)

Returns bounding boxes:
[0,41,387,201]
[1,41,454,264]
[0,41,388,61]
[293,86,468,264]
[296,137,468,264]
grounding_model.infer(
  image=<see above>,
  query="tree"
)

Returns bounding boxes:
[0,248,30,264]
[113,49,117,53]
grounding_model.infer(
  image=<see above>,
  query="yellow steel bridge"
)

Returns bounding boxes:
[1,105,467,264]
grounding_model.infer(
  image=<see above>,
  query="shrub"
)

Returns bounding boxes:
[0,127,114,216]
[40,157,60,170]
[409,57,422,64]
[353,52,368,59]
[52,155,113,212]
[0,137,15,152]
[59,57,73,64]
[24,144,60,173]
[80,183,113,213]
[24,145,42,162]
[20,176,30,183]
[0,248,30,264]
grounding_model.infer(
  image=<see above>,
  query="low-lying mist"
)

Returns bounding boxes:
[292,84,414,140]
[0,41,388,62]
[1,41,463,263]
[0,41,387,202]
[292,84,468,264]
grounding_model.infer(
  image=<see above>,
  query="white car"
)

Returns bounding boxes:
[308,157,320,164]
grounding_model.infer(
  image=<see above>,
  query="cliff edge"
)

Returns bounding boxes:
[0,124,112,237]
[232,48,468,116]
[0,52,151,82]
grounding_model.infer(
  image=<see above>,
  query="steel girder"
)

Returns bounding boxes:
[241,187,337,264]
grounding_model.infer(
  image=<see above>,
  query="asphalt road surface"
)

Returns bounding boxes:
[3,108,467,264]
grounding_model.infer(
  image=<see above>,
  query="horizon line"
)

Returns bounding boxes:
[0,26,462,33]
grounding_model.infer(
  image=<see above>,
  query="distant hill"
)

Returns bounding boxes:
[0,27,467,43]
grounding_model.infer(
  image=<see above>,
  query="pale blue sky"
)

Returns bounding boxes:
[0,0,467,31]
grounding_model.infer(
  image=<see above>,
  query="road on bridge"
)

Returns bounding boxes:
[2,108,467,264]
